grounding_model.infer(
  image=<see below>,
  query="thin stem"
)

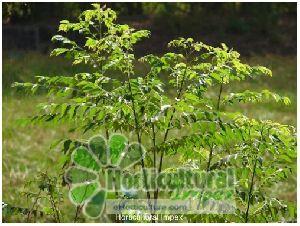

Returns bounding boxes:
[105,129,122,223]
[245,157,258,223]
[154,62,188,200]
[206,144,213,172]
[212,81,224,172]
[26,190,41,222]
[125,70,152,219]
[99,20,104,72]
[74,205,82,222]
[73,177,91,222]
[105,129,109,140]
[151,123,158,220]
[217,83,223,111]
[151,123,156,169]
[245,128,264,222]
[49,193,60,223]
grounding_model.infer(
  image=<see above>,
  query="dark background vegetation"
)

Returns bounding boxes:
[3,2,297,55]
[2,2,297,222]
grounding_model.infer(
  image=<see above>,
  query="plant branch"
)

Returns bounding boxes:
[245,156,258,223]
[49,193,61,223]
[74,205,82,222]
[125,68,153,219]
[245,127,265,223]
[206,144,213,171]
[151,123,157,169]
[154,62,189,200]
[217,82,223,111]
[105,128,122,223]
[26,190,41,222]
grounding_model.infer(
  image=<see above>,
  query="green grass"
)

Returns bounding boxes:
[2,51,296,222]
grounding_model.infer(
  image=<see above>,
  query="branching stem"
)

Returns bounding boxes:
[206,144,214,171]
[154,59,189,201]
[49,193,61,223]
[245,156,258,223]
[217,82,223,111]
[126,69,153,220]
[26,190,41,222]
[151,123,156,169]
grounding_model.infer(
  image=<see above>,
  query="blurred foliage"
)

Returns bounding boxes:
[3,2,296,35]
[2,2,296,55]
[3,3,296,21]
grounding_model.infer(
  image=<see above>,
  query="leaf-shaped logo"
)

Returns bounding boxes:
[64,134,145,218]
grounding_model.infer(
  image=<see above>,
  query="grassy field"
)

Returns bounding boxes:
[2,51,297,222]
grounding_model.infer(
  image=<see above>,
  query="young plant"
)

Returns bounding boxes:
[20,172,63,223]
[13,4,296,223]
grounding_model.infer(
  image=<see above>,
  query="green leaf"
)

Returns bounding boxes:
[83,189,106,218]
[50,48,69,56]
[65,167,97,184]
[72,146,100,171]
[109,134,127,165]
[119,143,145,169]
[88,136,108,165]
[70,182,99,204]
